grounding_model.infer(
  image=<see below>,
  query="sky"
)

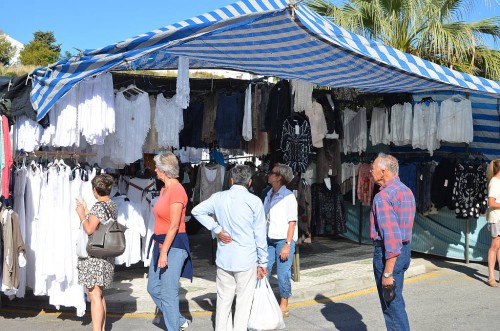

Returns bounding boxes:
[2,0,500,55]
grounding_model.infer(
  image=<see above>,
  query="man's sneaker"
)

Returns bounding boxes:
[181,319,191,330]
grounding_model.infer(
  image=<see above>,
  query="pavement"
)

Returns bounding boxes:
[0,229,432,315]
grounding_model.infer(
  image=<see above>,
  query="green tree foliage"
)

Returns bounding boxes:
[33,31,61,53]
[306,0,500,81]
[19,30,61,66]
[0,35,16,66]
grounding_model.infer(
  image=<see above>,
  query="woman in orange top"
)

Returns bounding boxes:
[147,151,192,330]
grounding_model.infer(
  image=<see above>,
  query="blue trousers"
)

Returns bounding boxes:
[373,244,411,331]
[267,238,295,298]
[147,247,188,331]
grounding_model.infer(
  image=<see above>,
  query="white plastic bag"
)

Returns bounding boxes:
[76,197,89,258]
[248,278,286,331]
[76,222,89,258]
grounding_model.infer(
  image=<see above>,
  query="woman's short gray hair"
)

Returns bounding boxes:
[273,163,294,185]
[154,151,179,178]
[377,153,399,176]
[230,165,252,187]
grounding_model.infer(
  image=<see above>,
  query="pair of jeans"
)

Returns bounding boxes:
[373,244,411,331]
[267,238,295,298]
[147,247,188,331]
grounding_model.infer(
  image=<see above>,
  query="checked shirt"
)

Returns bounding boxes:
[370,176,415,259]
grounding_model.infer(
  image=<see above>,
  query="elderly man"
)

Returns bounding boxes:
[192,165,268,331]
[370,153,415,331]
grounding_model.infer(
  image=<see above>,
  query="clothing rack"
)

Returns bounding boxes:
[111,72,271,96]
[199,155,256,163]
[20,151,97,158]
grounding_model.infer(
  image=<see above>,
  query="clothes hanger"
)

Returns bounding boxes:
[450,94,466,101]
[419,96,434,103]
[121,84,145,97]
[58,158,68,168]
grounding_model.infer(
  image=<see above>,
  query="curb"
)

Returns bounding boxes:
[288,262,427,306]
[1,262,428,315]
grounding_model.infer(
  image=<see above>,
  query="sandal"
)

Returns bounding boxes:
[488,278,498,287]
[281,309,290,318]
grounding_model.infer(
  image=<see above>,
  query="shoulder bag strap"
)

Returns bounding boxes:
[100,201,114,222]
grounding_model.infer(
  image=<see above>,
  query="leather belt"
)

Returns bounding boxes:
[373,240,409,247]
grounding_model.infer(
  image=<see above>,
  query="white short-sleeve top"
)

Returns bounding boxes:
[264,185,298,241]
[487,177,500,224]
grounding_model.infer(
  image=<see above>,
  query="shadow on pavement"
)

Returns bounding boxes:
[314,294,368,331]
[412,251,488,283]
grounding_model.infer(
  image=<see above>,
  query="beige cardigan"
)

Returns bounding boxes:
[2,206,25,291]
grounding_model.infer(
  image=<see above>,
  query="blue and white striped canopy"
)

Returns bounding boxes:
[31,0,500,120]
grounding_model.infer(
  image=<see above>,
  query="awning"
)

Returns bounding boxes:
[30,0,500,121]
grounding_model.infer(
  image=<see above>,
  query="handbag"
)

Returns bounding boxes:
[76,222,89,258]
[86,202,127,258]
[248,278,286,331]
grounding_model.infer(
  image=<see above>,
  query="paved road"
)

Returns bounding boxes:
[0,257,496,330]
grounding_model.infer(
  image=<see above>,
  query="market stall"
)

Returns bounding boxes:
[1,0,499,314]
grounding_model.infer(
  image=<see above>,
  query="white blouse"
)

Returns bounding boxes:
[412,102,440,155]
[438,97,473,143]
[155,94,184,149]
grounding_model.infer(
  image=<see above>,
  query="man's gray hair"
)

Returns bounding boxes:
[154,151,179,178]
[231,165,252,187]
[273,163,294,185]
[377,153,399,176]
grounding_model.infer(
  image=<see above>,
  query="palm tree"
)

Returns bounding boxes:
[305,0,500,81]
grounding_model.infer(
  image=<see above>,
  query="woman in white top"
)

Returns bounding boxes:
[264,163,298,317]
[486,159,500,287]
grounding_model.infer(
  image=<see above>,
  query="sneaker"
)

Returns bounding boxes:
[181,319,191,330]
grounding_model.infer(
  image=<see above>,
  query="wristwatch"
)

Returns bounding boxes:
[285,241,292,245]
[383,272,393,278]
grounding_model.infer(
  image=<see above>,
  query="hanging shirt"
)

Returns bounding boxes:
[113,90,151,164]
[390,103,413,146]
[16,117,43,152]
[13,167,28,298]
[291,79,314,113]
[242,84,253,141]
[452,162,488,219]
[52,87,80,147]
[357,163,373,206]
[438,97,473,143]
[305,100,328,148]
[201,92,217,144]
[280,113,312,173]
[342,107,367,154]
[156,94,184,149]
[311,181,346,236]
[215,91,244,149]
[176,56,190,109]
[2,115,13,198]
[193,164,225,204]
[78,73,115,145]
[113,196,146,267]
[369,107,390,146]
[412,101,440,155]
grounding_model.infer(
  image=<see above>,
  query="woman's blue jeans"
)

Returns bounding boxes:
[373,244,411,331]
[267,238,295,298]
[147,247,188,331]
